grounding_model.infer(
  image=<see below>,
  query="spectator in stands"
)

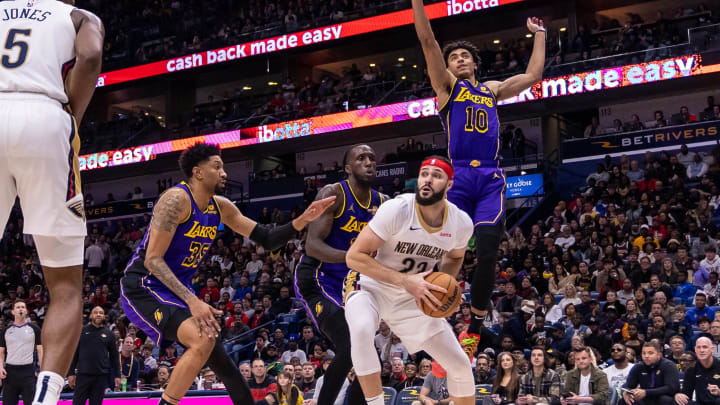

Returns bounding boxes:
[398,362,424,390]
[627,160,644,182]
[669,334,690,363]
[605,343,633,405]
[517,347,561,405]
[280,335,307,364]
[264,370,303,405]
[628,114,645,131]
[381,334,409,362]
[701,246,720,274]
[299,326,318,356]
[85,239,105,276]
[490,352,519,404]
[620,341,679,405]
[156,366,170,390]
[475,354,495,385]
[687,153,709,181]
[653,110,667,128]
[497,282,523,318]
[676,336,720,405]
[374,320,392,353]
[584,117,600,138]
[703,271,720,305]
[586,164,610,186]
[676,144,696,166]
[671,106,697,125]
[296,362,316,393]
[674,270,697,303]
[113,336,140,391]
[504,300,536,348]
[387,357,407,392]
[249,358,277,401]
[558,284,582,311]
[549,266,575,296]
[561,346,609,405]
[413,361,450,405]
[687,292,715,325]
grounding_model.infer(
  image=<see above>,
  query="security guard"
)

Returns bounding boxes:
[68,306,119,405]
[0,301,43,405]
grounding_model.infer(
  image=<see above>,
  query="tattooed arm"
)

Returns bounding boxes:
[143,188,221,337]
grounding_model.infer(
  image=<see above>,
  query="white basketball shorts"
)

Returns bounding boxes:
[0,93,86,237]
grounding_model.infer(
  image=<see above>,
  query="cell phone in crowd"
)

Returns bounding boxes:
[621,388,634,396]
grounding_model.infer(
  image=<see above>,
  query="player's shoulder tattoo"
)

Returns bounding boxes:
[151,188,190,233]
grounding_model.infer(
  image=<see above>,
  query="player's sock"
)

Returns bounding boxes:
[32,371,64,405]
[158,393,180,405]
[468,313,484,335]
[366,393,385,405]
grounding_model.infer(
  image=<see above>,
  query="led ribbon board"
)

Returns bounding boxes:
[80,54,718,172]
[95,0,525,88]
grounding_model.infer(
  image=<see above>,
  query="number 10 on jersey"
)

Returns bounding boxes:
[464,106,488,133]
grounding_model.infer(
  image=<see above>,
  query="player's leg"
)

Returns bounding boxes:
[463,169,506,357]
[205,337,254,403]
[161,318,216,404]
[31,240,84,405]
[420,328,475,405]
[295,265,353,405]
[345,290,383,405]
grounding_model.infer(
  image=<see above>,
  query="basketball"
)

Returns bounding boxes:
[419,272,462,318]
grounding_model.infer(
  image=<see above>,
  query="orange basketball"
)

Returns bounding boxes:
[419,272,462,318]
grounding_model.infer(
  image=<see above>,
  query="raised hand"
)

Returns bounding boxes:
[527,17,544,33]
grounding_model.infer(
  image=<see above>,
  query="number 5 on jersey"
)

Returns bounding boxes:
[464,106,488,133]
[2,29,31,69]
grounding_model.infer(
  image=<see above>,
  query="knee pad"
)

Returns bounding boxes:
[345,293,381,376]
[33,235,84,267]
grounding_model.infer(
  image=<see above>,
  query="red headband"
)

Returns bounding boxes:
[420,158,454,179]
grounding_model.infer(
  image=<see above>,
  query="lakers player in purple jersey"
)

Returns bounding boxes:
[411,0,546,359]
[120,143,334,405]
[294,144,387,405]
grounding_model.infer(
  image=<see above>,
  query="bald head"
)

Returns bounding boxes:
[695,336,714,363]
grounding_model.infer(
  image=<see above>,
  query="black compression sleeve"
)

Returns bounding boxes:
[249,222,297,251]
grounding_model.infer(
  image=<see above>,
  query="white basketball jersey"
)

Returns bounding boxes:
[0,0,76,104]
[363,193,474,292]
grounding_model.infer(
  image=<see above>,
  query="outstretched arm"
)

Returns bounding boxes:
[216,195,335,251]
[486,17,546,101]
[305,184,346,263]
[411,0,455,106]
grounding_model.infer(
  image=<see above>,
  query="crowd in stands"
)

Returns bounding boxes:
[79,3,719,154]
[582,96,720,138]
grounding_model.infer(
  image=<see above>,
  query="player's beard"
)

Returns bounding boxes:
[215,182,225,194]
[416,186,445,206]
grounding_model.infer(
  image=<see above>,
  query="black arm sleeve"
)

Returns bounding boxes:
[249,222,297,251]
[109,335,120,378]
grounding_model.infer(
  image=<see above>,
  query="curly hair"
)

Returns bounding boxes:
[442,40,481,66]
[178,143,221,178]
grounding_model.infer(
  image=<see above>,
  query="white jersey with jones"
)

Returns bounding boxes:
[364,193,473,293]
[0,0,76,103]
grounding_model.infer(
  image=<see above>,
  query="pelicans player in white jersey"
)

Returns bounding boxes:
[344,157,475,405]
[0,1,103,404]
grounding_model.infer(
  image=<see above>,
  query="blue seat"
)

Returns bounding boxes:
[710,306,720,313]
[396,386,423,405]
[463,293,471,303]
[555,295,563,304]
[599,301,607,307]
[476,385,493,402]
[674,297,685,305]
[590,292,599,300]
[382,387,397,405]
[277,321,289,336]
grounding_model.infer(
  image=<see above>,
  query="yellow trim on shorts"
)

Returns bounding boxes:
[343,270,359,305]
[475,165,506,226]
[70,116,82,198]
